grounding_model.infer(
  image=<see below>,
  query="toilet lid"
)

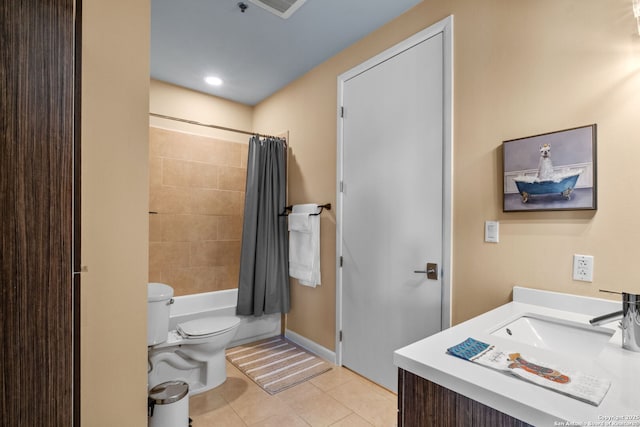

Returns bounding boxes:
[177,316,240,338]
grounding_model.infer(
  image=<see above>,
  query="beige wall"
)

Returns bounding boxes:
[252,64,340,351]
[254,0,640,350]
[149,127,248,296]
[150,80,254,143]
[81,0,150,425]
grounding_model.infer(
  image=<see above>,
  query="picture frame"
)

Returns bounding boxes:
[503,124,597,212]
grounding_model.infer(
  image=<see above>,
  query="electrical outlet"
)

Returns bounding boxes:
[573,254,594,282]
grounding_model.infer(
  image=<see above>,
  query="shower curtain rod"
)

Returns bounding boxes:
[149,112,285,141]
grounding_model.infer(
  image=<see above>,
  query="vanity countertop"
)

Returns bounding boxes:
[394,287,640,425]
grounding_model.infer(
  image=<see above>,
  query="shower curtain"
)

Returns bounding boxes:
[237,136,289,316]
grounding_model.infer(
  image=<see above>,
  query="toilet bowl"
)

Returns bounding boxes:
[147,283,240,395]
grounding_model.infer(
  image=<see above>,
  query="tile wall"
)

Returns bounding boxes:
[149,127,248,296]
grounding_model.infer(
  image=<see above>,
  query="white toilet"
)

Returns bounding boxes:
[147,283,241,395]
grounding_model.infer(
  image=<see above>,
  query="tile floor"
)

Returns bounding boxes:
[189,361,398,426]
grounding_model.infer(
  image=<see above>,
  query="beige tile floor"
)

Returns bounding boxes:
[189,361,398,427]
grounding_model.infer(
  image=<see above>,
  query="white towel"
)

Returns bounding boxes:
[287,213,311,233]
[288,204,321,287]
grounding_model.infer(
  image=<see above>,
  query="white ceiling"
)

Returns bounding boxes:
[151,0,423,106]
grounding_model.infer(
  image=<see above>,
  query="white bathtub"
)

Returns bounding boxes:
[168,288,281,347]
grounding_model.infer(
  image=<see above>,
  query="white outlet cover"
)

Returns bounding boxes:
[573,254,594,282]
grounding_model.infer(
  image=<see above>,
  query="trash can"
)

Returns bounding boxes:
[148,381,190,427]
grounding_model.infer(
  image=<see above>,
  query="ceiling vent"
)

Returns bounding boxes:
[249,0,307,19]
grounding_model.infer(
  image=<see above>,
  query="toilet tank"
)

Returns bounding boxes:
[147,283,174,346]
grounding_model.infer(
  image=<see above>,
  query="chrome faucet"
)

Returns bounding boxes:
[589,290,640,353]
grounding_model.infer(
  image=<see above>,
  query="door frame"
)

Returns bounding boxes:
[335,15,454,366]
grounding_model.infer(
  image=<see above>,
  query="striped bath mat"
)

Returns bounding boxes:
[226,336,332,395]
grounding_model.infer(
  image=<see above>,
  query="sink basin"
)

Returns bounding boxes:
[490,313,615,358]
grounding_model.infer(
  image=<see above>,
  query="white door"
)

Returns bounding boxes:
[338,21,452,392]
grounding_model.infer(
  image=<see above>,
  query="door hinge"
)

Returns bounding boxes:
[340,106,344,118]
[339,330,343,342]
[340,181,344,193]
[339,256,343,267]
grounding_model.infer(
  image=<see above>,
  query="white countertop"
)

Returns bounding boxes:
[394,287,640,425]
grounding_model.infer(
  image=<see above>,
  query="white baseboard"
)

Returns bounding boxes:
[284,329,337,364]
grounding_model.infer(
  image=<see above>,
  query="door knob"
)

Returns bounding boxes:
[413,263,438,280]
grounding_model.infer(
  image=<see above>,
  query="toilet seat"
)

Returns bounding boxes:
[177,316,240,340]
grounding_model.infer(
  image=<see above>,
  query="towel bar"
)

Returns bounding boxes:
[279,203,331,216]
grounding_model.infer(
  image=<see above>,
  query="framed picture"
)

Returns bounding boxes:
[503,124,597,212]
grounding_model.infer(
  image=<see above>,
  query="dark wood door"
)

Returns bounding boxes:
[1,0,79,425]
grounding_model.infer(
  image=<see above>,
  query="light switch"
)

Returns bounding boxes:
[485,221,499,243]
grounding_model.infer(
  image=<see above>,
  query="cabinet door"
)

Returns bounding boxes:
[398,369,533,427]
[0,0,78,424]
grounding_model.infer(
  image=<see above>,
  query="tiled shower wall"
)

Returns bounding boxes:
[149,127,248,296]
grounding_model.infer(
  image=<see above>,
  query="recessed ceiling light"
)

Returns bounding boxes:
[205,76,223,86]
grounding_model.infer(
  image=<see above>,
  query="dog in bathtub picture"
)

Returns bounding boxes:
[503,124,597,211]
[537,143,554,180]
[513,141,582,203]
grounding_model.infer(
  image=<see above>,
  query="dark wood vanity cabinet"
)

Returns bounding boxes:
[397,369,533,427]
